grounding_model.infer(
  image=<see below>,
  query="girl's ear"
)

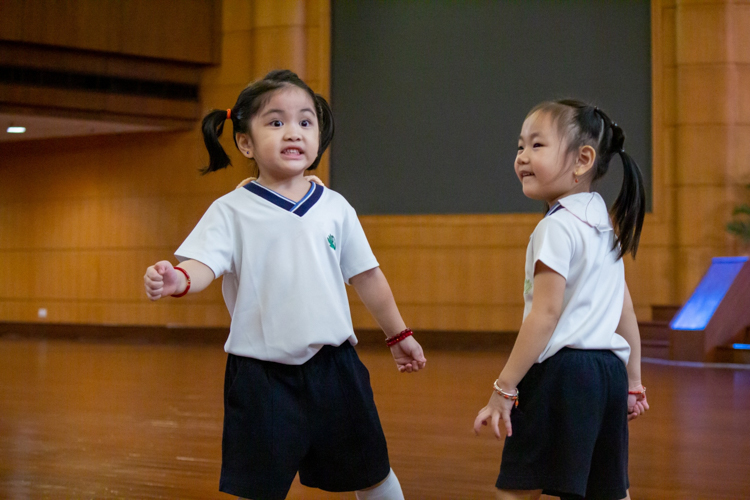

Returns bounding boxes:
[236,133,254,159]
[574,145,596,177]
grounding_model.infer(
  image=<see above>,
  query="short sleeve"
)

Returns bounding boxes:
[339,203,379,284]
[174,200,234,278]
[530,216,575,280]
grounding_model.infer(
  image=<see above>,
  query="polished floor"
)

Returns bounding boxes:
[0,338,749,499]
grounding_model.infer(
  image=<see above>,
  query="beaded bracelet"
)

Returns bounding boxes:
[171,266,191,298]
[385,328,413,347]
[628,386,646,396]
[493,380,519,407]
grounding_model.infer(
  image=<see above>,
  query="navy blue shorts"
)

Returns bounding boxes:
[219,342,391,500]
[496,348,629,500]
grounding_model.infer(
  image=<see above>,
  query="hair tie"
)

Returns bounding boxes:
[226,108,231,120]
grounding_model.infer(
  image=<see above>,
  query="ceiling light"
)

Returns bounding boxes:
[7,126,26,133]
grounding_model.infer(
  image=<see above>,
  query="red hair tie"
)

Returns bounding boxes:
[226,108,231,120]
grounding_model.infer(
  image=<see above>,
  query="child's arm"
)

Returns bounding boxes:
[349,267,427,373]
[144,259,215,300]
[616,281,649,420]
[474,262,564,439]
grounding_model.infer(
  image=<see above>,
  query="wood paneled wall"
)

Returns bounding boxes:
[672,0,750,301]
[0,1,222,129]
[0,0,221,64]
[0,0,329,327]
[353,1,676,331]
[352,0,750,331]
[0,0,747,332]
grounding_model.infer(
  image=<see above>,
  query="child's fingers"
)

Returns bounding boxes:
[144,267,165,300]
[502,409,513,437]
[153,260,174,276]
[473,408,490,435]
[491,411,502,440]
[145,266,164,282]
[144,281,163,300]
[236,177,255,189]
[305,175,325,186]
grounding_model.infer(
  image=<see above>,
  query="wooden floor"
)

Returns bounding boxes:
[1,338,749,499]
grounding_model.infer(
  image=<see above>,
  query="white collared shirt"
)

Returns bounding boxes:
[175,182,379,365]
[523,192,630,365]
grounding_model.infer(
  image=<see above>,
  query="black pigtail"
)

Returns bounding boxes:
[201,109,233,174]
[308,94,335,171]
[609,124,645,259]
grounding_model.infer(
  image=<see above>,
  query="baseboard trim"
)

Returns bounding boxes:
[0,322,228,344]
[0,322,517,350]
[355,329,517,351]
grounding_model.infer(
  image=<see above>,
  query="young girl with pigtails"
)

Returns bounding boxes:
[475,100,650,500]
[144,69,425,500]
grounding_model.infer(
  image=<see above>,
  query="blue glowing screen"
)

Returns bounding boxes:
[670,257,748,331]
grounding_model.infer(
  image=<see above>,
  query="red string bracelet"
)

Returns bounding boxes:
[171,266,191,298]
[628,386,646,395]
[385,328,413,347]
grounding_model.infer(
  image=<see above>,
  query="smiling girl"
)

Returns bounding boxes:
[144,70,425,500]
[474,100,649,500]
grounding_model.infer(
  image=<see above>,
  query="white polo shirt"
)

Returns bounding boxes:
[175,181,379,365]
[523,192,630,365]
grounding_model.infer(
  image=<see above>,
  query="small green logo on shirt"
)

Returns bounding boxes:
[524,278,532,295]
[327,234,336,250]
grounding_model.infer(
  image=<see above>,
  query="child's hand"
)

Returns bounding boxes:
[144,261,180,300]
[627,391,649,421]
[474,391,515,439]
[389,336,426,373]
[236,177,255,189]
[305,175,325,186]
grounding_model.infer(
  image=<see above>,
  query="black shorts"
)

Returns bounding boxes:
[496,348,629,500]
[219,342,391,500]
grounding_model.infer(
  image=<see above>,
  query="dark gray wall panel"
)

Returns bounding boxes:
[331,1,651,215]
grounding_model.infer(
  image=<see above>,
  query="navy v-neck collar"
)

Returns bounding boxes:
[244,180,323,216]
[545,202,563,217]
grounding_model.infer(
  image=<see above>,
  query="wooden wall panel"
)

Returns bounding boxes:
[0,84,201,121]
[0,0,221,65]
[349,0,748,328]
[0,0,747,334]
[671,0,750,302]
[0,44,203,85]
[0,0,329,328]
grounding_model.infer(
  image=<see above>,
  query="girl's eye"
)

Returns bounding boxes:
[517,145,524,152]
[533,143,543,148]
[270,120,282,127]
[300,120,311,127]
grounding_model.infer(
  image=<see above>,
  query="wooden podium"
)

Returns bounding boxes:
[669,257,750,362]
